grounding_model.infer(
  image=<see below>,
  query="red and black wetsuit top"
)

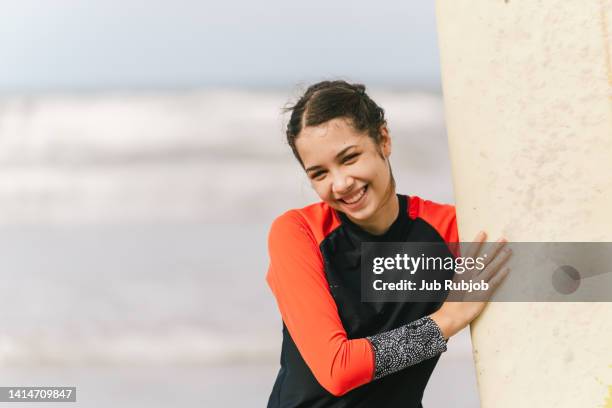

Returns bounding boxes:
[266,194,458,408]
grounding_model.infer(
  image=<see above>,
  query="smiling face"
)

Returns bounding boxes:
[295,117,398,234]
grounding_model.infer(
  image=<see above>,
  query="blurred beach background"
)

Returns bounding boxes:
[1,1,480,407]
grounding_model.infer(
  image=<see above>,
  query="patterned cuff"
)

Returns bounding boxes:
[366,316,448,380]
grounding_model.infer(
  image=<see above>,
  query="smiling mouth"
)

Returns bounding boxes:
[340,185,368,205]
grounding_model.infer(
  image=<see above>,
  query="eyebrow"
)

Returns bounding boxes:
[304,145,358,173]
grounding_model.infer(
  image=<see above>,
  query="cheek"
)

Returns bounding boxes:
[311,180,332,200]
[366,159,389,187]
[359,157,385,180]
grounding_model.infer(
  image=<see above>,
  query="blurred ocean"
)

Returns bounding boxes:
[0,89,479,407]
[0,89,453,224]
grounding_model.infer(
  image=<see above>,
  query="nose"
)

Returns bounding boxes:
[331,170,355,196]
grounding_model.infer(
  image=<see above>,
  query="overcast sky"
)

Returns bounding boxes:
[0,0,442,92]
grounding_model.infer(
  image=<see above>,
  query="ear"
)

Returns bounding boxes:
[379,125,391,158]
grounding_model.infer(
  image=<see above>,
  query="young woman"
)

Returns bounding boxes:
[265,80,511,408]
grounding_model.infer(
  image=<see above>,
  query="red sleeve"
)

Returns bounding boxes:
[265,210,374,397]
[410,196,460,256]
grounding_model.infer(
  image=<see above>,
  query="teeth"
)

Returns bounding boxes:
[343,186,366,204]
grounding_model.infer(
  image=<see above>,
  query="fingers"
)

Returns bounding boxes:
[479,246,512,282]
[455,233,512,302]
[460,232,507,280]
[487,267,510,291]
[480,238,508,269]
[449,231,512,303]
[464,231,487,259]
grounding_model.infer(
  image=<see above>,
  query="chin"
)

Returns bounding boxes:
[341,203,376,222]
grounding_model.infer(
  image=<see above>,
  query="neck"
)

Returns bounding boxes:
[351,190,399,235]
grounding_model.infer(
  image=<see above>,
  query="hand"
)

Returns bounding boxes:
[430,231,512,340]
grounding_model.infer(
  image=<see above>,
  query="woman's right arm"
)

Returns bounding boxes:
[266,211,451,396]
[266,211,374,396]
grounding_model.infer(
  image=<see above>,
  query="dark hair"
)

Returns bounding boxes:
[284,80,387,166]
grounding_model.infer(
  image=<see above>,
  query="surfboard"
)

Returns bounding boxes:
[435,1,612,406]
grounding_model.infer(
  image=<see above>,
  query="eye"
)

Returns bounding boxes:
[342,153,360,164]
[310,170,327,181]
